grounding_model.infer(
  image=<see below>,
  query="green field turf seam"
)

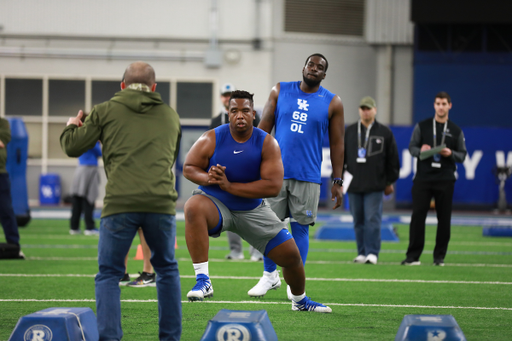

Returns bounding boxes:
[2,273,512,285]
[1,299,511,311]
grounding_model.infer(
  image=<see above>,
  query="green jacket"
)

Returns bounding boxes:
[60,88,181,217]
[0,118,11,173]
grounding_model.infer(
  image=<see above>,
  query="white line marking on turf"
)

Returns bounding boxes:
[19,244,512,255]
[1,299,510,311]
[2,273,512,285]
[24,257,512,268]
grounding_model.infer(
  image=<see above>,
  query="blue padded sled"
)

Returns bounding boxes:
[315,223,399,241]
[200,309,277,341]
[483,226,512,237]
[395,314,467,341]
[9,307,98,341]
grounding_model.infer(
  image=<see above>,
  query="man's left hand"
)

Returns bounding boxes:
[331,184,343,210]
[67,110,84,127]
[384,184,394,196]
[440,148,452,157]
[0,140,4,149]
[208,164,231,191]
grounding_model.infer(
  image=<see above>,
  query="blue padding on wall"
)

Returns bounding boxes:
[315,223,399,242]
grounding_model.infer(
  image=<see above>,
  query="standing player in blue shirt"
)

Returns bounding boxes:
[249,53,345,298]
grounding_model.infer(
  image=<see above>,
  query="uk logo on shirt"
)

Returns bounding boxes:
[297,99,309,111]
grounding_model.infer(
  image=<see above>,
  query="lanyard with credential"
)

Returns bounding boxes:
[432,118,447,148]
[358,120,373,151]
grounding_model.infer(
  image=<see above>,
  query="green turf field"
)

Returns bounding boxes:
[1,217,511,340]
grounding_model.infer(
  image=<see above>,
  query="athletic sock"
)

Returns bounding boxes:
[290,292,306,303]
[290,222,309,265]
[193,261,209,278]
[263,270,277,278]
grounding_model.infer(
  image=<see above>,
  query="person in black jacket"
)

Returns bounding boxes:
[344,96,399,265]
[402,91,467,266]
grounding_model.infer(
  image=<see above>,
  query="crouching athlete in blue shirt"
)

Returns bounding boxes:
[183,90,331,313]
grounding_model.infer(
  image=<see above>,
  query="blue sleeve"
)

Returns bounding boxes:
[93,141,102,158]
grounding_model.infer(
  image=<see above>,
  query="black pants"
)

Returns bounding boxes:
[70,195,95,230]
[0,173,20,245]
[406,179,455,262]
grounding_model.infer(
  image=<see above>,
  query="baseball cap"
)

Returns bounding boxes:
[359,96,376,109]
[221,83,236,95]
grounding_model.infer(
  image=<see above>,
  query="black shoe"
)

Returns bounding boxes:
[434,259,445,266]
[119,273,130,286]
[127,272,156,287]
[401,259,421,265]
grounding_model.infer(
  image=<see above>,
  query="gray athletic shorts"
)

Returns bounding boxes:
[192,189,287,255]
[266,179,320,226]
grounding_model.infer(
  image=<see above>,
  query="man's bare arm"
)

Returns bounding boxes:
[257,83,280,133]
[183,130,216,186]
[329,95,345,209]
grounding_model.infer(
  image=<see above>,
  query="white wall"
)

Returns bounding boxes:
[1,0,414,205]
[0,0,274,39]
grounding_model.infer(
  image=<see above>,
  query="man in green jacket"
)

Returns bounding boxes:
[61,61,182,341]
[0,118,23,259]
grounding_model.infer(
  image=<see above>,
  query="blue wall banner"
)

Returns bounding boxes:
[393,126,512,207]
[320,126,512,208]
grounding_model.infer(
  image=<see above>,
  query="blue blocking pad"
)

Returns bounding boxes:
[200,309,277,341]
[315,223,399,241]
[483,226,512,237]
[395,314,467,341]
[9,307,98,341]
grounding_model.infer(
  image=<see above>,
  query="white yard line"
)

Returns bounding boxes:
[2,273,512,285]
[0,299,510,311]
[23,256,512,268]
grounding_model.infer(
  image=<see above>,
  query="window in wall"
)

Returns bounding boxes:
[48,122,70,159]
[92,81,120,107]
[5,79,43,116]
[25,122,42,158]
[284,0,364,36]
[417,24,449,51]
[49,80,86,116]
[176,82,213,119]
[156,81,171,105]
[487,25,512,52]
[451,25,482,52]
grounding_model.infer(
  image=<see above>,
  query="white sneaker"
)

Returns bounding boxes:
[286,285,293,301]
[247,271,281,297]
[353,255,366,263]
[292,296,332,313]
[365,254,378,264]
[84,229,100,236]
[250,254,263,262]
[187,274,214,301]
[225,252,244,260]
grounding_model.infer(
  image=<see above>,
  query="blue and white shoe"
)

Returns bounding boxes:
[292,296,332,313]
[187,274,214,301]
